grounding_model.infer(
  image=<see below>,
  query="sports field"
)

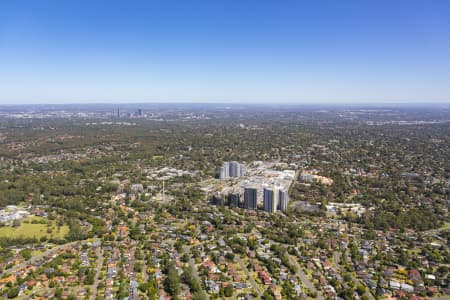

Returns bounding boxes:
[0,216,69,239]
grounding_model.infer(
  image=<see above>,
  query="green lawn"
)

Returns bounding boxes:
[0,216,69,239]
[440,222,450,230]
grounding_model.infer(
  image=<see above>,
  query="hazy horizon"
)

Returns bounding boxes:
[1,101,449,108]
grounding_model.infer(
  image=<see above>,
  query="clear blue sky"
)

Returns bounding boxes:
[1,0,450,104]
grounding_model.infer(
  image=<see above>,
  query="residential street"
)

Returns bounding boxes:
[287,253,324,300]
[1,240,82,276]
[182,245,210,300]
[90,246,104,300]
[235,254,263,297]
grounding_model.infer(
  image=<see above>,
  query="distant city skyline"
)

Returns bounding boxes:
[1,1,450,104]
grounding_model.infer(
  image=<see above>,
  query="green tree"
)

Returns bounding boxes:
[7,287,19,299]
[224,285,233,297]
[20,249,32,260]
[164,262,181,299]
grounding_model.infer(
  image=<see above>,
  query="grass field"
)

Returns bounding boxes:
[441,222,450,230]
[0,216,69,240]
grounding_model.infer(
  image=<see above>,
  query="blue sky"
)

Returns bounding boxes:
[1,0,450,104]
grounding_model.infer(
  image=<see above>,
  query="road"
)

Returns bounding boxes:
[332,251,340,265]
[182,245,210,300]
[265,237,324,299]
[2,238,101,276]
[1,240,80,276]
[286,253,324,300]
[423,222,450,235]
[142,256,149,282]
[235,254,263,297]
[219,237,263,297]
[90,246,104,300]
[339,250,375,300]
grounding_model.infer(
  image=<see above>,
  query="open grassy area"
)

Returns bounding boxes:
[0,216,69,240]
[441,222,450,230]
